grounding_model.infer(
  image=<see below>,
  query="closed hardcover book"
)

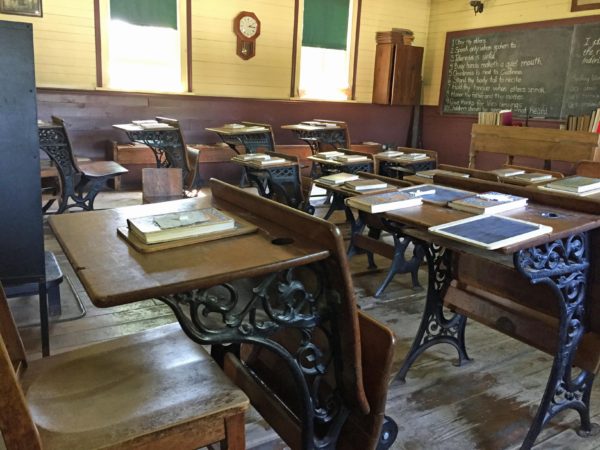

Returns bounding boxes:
[344,179,388,191]
[537,185,600,197]
[127,208,235,244]
[345,191,422,213]
[249,157,287,166]
[232,153,271,161]
[317,172,360,185]
[449,192,528,214]
[396,153,428,161]
[490,168,526,177]
[377,150,404,158]
[397,185,475,205]
[314,151,344,159]
[544,176,600,193]
[333,154,369,163]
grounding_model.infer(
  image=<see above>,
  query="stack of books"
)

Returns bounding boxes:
[502,172,554,185]
[317,172,359,185]
[127,208,235,244]
[477,110,512,126]
[377,150,405,158]
[345,190,422,213]
[538,176,600,196]
[343,178,388,192]
[414,169,470,179]
[132,120,172,130]
[313,151,345,160]
[231,154,287,166]
[395,153,429,161]
[448,192,528,214]
[333,154,370,163]
[566,108,600,132]
[490,168,526,177]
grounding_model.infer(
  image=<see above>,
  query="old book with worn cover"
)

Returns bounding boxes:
[317,172,360,185]
[397,185,475,205]
[490,168,526,177]
[448,192,528,214]
[127,208,235,244]
[344,179,388,191]
[414,169,470,179]
[429,215,552,250]
[345,190,422,213]
[543,176,600,193]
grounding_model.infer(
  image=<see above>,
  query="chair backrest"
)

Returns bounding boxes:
[155,117,200,189]
[0,284,43,450]
[313,119,351,150]
[241,121,276,152]
[576,160,600,177]
[438,163,500,182]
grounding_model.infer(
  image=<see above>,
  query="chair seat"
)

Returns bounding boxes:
[80,161,129,178]
[21,323,249,450]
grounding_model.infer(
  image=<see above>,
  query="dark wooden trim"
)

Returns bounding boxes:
[351,0,362,101]
[438,14,600,116]
[571,0,600,11]
[93,0,102,87]
[290,0,300,98]
[186,0,192,92]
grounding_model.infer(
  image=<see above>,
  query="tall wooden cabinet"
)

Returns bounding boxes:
[372,42,423,106]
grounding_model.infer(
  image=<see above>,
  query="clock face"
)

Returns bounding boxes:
[239,16,258,38]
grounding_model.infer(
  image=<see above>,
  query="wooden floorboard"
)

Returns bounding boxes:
[11,190,600,449]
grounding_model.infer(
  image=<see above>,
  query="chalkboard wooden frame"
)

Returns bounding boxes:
[572,0,600,12]
[439,15,600,118]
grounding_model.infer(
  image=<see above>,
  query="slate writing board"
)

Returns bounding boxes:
[441,16,600,119]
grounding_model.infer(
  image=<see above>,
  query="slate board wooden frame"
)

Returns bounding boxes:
[572,0,600,12]
[439,15,600,119]
[0,0,42,17]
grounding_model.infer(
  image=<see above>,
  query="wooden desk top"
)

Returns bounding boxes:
[113,123,176,132]
[48,188,330,307]
[282,123,342,131]
[206,125,270,135]
[384,197,600,254]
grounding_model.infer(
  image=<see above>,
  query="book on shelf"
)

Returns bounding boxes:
[543,175,600,193]
[448,192,528,214]
[333,154,369,163]
[395,153,429,161]
[344,190,422,213]
[428,215,552,250]
[127,208,236,245]
[377,150,405,158]
[490,168,526,177]
[415,169,470,179]
[317,172,360,185]
[343,179,388,191]
[397,184,475,205]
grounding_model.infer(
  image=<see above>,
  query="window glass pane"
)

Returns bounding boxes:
[298,46,350,100]
[107,20,183,92]
[302,0,350,50]
[110,0,177,29]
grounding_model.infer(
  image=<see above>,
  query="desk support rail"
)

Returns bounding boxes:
[514,233,599,449]
[158,263,376,450]
[394,243,471,383]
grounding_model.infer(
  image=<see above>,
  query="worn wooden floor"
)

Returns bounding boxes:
[15,189,600,450]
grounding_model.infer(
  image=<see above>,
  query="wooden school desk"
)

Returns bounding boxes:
[48,179,398,450]
[378,177,600,449]
[282,121,349,155]
[206,122,276,154]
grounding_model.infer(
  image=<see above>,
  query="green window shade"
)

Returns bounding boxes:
[302,0,350,50]
[110,0,178,30]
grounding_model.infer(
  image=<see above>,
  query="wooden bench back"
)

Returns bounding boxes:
[469,124,600,171]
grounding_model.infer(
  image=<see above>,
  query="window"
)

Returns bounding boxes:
[98,0,188,93]
[297,0,355,101]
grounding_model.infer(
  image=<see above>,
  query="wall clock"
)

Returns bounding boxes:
[233,11,260,60]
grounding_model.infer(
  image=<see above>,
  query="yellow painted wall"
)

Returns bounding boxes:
[423,0,600,105]
[0,0,96,89]
[355,0,431,102]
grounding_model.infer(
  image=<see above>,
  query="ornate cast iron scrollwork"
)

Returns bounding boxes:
[394,242,470,383]
[158,264,354,450]
[514,234,598,449]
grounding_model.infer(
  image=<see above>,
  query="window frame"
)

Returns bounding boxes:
[94,0,191,93]
[290,0,362,101]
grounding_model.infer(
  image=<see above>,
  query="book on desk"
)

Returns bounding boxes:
[397,184,475,205]
[126,208,235,244]
[343,178,388,192]
[448,192,528,214]
[428,215,552,250]
[542,175,600,193]
[502,172,554,185]
[414,169,470,179]
[317,172,359,185]
[345,190,422,213]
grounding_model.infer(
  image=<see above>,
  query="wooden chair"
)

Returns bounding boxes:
[576,160,600,177]
[155,117,202,191]
[38,117,128,214]
[0,282,249,450]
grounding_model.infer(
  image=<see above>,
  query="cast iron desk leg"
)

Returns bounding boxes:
[515,234,599,449]
[394,243,470,383]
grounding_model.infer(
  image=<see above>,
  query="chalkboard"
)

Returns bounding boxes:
[440,16,600,119]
